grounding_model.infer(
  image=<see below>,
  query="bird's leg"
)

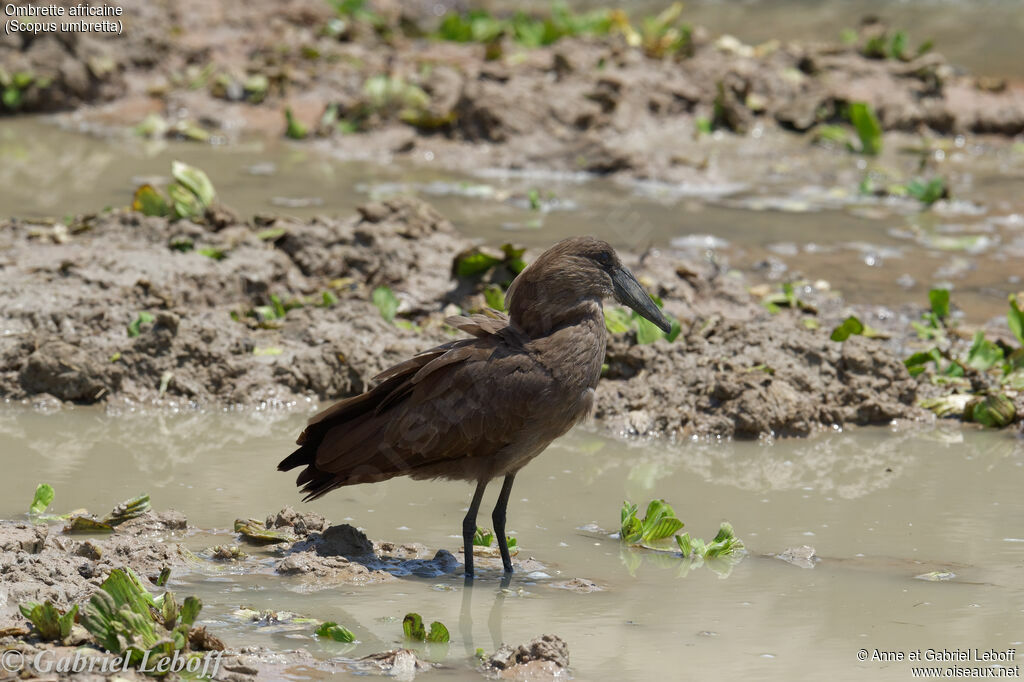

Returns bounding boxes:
[463,479,488,578]
[491,473,517,574]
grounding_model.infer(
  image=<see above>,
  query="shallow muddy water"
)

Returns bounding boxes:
[2,408,1023,680]
[3,117,1023,322]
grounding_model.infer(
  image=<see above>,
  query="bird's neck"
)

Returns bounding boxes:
[510,295,604,340]
[516,299,607,389]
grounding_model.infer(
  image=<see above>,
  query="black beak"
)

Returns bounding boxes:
[611,266,672,333]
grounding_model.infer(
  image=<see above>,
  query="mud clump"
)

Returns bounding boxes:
[599,318,920,439]
[7,2,1024,186]
[0,196,933,438]
[482,634,571,680]
[274,518,460,584]
[0,197,462,409]
[0,512,192,630]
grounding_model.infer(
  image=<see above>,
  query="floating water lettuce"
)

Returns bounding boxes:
[316,622,356,643]
[64,516,114,533]
[848,102,882,156]
[761,281,817,314]
[403,613,449,644]
[372,286,400,323]
[1008,294,1024,346]
[234,518,297,544]
[830,315,888,341]
[127,311,155,338]
[285,107,308,139]
[620,499,684,546]
[453,243,527,280]
[471,526,518,557]
[103,494,152,526]
[19,601,78,641]
[675,522,744,559]
[605,299,681,344]
[80,567,207,667]
[130,161,216,220]
[965,331,1003,371]
[29,483,55,515]
[964,394,1016,428]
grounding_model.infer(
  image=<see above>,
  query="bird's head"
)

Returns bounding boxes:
[505,236,671,336]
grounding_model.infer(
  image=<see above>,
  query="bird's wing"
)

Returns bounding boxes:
[282,318,553,499]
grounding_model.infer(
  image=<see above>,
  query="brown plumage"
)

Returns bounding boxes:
[279,236,670,576]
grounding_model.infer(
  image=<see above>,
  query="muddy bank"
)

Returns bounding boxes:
[5,195,1018,437]
[0,504,572,680]
[4,1,1024,184]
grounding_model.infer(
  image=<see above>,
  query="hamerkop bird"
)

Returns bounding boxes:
[279,236,670,576]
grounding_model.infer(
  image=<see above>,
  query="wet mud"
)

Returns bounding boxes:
[3,0,1024,186]
[4,195,1005,438]
[0,505,573,680]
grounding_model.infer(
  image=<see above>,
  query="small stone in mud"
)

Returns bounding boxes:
[774,545,819,569]
[550,577,603,593]
[483,634,570,679]
[266,506,328,536]
[74,540,103,560]
[357,649,436,679]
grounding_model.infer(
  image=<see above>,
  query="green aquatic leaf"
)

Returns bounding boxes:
[634,315,664,344]
[906,177,947,205]
[64,516,114,533]
[965,394,1016,428]
[455,250,502,277]
[604,307,632,334]
[1007,294,1024,346]
[234,518,298,544]
[643,517,684,542]
[131,184,170,217]
[704,522,744,558]
[473,526,494,547]
[965,331,1003,371]
[372,286,399,322]
[848,102,882,156]
[889,30,908,59]
[103,494,151,526]
[403,613,426,641]
[171,161,215,207]
[316,621,356,643]
[127,311,155,338]
[256,227,287,241]
[19,601,78,641]
[197,246,226,261]
[929,288,950,319]
[483,284,506,312]
[285,107,308,140]
[427,621,450,643]
[167,182,204,219]
[905,348,943,377]
[918,393,973,418]
[830,316,864,342]
[29,483,55,515]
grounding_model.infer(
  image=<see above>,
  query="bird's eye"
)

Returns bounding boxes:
[594,250,613,266]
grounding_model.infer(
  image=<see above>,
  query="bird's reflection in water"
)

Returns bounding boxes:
[460,574,514,657]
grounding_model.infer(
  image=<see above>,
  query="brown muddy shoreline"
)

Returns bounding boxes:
[7,193,1006,439]
[3,0,1024,186]
[0,506,569,680]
